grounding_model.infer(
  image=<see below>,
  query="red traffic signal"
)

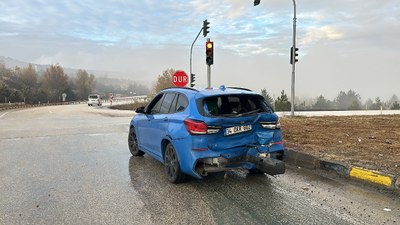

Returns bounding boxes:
[206,41,214,66]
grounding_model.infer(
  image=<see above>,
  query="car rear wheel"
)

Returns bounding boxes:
[164,143,185,183]
[128,127,145,156]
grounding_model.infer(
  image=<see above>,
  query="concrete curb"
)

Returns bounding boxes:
[395,176,400,194]
[284,148,399,193]
[284,148,320,169]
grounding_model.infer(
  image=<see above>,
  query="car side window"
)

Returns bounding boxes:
[159,93,176,114]
[169,94,178,114]
[176,94,188,112]
[148,94,164,114]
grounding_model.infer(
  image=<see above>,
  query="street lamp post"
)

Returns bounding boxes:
[254,0,297,116]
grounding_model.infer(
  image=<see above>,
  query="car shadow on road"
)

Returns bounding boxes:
[127,155,293,224]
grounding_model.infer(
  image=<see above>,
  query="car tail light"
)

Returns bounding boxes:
[260,121,281,129]
[184,119,207,135]
[184,119,221,135]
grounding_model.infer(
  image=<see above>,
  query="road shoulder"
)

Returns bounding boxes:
[284,148,400,195]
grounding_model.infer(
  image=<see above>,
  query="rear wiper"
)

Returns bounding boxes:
[237,109,260,117]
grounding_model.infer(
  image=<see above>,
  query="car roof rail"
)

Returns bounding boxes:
[162,87,199,92]
[226,87,253,92]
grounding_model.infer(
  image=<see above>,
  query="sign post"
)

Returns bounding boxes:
[172,70,189,87]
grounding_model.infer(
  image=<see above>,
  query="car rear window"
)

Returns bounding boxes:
[89,95,99,99]
[200,94,272,117]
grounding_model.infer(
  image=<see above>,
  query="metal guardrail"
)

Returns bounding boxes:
[0,96,149,111]
[0,101,87,111]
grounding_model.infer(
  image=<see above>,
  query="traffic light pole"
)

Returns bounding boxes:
[207,65,211,88]
[206,38,211,88]
[290,0,297,116]
[254,0,297,116]
[190,27,203,87]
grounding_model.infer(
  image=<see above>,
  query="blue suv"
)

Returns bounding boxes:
[129,86,285,183]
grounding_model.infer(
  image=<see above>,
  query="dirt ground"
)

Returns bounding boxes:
[280,115,400,175]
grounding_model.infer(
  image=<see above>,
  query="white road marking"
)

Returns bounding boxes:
[2,137,23,141]
[87,133,105,137]
[37,136,50,139]
[0,112,9,119]
[0,133,117,141]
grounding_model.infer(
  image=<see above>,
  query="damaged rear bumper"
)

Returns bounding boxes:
[194,150,285,177]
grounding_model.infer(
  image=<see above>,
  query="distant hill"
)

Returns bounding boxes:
[0,56,152,86]
[0,56,48,74]
[0,56,150,102]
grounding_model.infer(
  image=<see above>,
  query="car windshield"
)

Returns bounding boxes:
[202,94,272,117]
[89,95,98,99]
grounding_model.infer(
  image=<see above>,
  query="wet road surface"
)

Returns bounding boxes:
[0,105,399,224]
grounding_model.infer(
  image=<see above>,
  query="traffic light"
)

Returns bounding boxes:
[206,41,214,65]
[290,46,299,64]
[203,20,210,37]
[190,73,195,87]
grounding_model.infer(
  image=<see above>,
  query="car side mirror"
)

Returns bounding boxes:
[135,106,145,114]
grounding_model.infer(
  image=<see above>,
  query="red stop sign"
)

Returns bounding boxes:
[172,70,188,87]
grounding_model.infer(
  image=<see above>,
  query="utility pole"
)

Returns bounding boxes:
[290,0,297,116]
[254,0,297,116]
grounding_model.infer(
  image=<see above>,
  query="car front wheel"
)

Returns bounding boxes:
[164,143,185,183]
[128,127,145,156]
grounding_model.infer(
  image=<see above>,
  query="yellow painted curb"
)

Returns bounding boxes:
[349,167,392,187]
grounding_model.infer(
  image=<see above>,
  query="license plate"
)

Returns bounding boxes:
[225,125,252,136]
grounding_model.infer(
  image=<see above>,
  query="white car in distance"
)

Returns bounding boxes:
[88,94,102,106]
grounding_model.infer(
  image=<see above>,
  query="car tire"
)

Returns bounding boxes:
[164,143,185,183]
[128,127,145,156]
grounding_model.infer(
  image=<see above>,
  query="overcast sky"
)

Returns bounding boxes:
[0,0,399,100]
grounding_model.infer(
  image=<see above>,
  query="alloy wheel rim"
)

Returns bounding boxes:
[129,130,138,152]
[165,146,177,178]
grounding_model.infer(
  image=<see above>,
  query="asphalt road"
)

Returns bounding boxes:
[0,105,399,225]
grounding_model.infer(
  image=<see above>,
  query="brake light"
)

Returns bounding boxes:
[184,119,207,135]
[184,119,221,135]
